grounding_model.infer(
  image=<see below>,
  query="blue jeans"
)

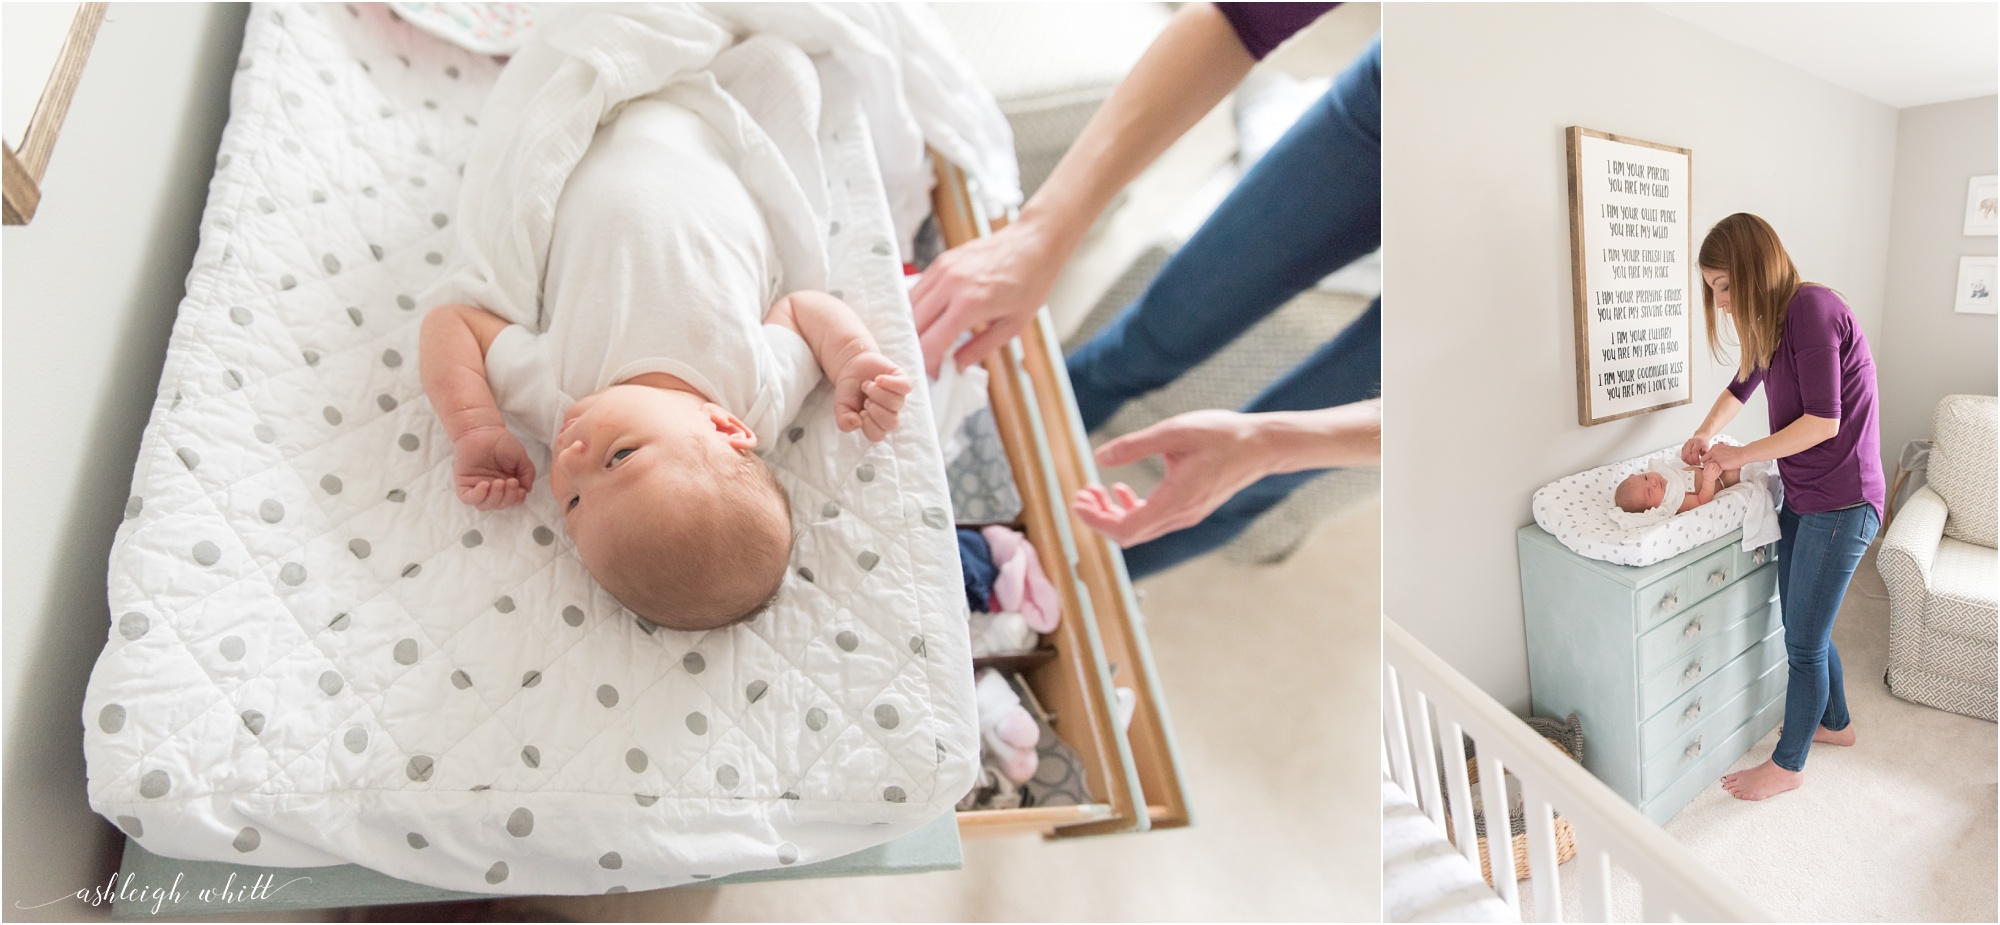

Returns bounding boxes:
[1770,502,1880,772]
[1064,36,1382,579]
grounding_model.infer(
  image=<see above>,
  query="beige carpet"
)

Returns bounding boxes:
[488,501,1383,922]
[1516,545,1998,923]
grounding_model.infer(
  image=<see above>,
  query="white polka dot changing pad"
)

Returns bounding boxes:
[1530,439,1777,567]
[84,4,976,895]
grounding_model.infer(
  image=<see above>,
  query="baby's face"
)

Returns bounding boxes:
[550,384,756,549]
[1617,471,1668,512]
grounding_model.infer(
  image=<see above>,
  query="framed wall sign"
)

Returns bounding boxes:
[1565,127,1693,426]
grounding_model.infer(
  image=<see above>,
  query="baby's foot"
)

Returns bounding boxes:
[1720,759,1803,801]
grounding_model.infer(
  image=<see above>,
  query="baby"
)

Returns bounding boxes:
[420,96,910,632]
[1615,458,1741,517]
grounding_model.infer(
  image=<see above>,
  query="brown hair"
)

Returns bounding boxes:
[1698,213,1800,383]
[587,449,793,632]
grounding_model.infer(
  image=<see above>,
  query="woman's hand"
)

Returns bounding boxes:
[1701,441,1752,472]
[1070,410,1272,547]
[1681,434,1713,467]
[453,425,536,510]
[910,223,1061,378]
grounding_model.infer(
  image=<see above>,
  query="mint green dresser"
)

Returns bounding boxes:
[1517,525,1785,825]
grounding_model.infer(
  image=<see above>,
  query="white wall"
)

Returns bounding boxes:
[2,4,250,920]
[1876,95,1999,483]
[1383,3,1899,708]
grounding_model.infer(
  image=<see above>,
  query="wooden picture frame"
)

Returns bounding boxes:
[3,3,108,226]
[1565,126,1694,426]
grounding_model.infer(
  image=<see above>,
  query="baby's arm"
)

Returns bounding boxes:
[419,303,536,509]
[1687,463,1724,509]
[766,291,912,441]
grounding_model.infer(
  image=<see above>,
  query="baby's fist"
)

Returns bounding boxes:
[453,425,536,510]
[834,351,911,442]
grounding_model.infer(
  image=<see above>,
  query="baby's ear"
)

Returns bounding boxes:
[704,403,758,451]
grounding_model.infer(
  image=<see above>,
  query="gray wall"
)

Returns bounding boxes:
[3,4,249,919]
[1876,95,1999,483]
[1382,3,1900,708]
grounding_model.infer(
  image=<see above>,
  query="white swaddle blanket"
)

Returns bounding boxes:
[427,2,1019,331]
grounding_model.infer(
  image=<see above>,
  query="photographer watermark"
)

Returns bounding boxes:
[17,871,312,915]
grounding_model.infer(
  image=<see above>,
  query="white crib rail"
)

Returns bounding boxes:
[1382,621,1765,923]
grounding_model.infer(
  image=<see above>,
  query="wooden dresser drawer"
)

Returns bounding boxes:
[1635,565,1778,676]
[1640,641,1786,800]
[1638,622,1785,757]
[933,159,1188,839]
[1639,601,1782,717]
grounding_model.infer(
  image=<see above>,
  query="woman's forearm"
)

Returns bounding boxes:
[1734,414,1839,465]
[1013,3,1256,264]
[1248,400,1383,474]
[1693,389,1744,442]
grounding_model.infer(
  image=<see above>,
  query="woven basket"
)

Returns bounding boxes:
[1441,714,1584,884]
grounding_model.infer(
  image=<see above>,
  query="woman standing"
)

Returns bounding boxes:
[1681,213,1885,801]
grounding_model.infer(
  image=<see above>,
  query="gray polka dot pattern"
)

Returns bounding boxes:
[241,711,264,735]
[805,708,828,731]
[600,852,623,870]
[461,530,482,547]
[682,652,706,674]
[234,827,262,852]
[99,704,126,733]
[230,306,253,325]
[386,488,406,502]
[716,765,740,789]
[857,551,880,571]
[398,434,420,451]
[822,501,840,519]
[382,348,403,367]
[349,539,371,558]
[797,567,815,583]
[855,463,875,482]
[192,542,221,566]
[323,406,343,425]
[533,526,555,546]
[139,770,171,799]
[254,424,275,443]
[118,612,150,641]
[883,786,906,803]
[220,636,246,661]
[625,748,648,772]
[563,606,585,627]
[506,808,533,837]
[280,563,307,585]
[521,746,540,768]
[922,507,948,529]
[328,612,352,631]
[259,499,285,523]
[836,631,858,652]
[597,684,619,708]
[634,793,658,807]
[321,474,344,494]
[318,671,343,696]
[377,394,398,412]
[494,596,515,613]
[746,680,769,703]
[485,862,508,884]
[451,670,472,689]
[407,832,428,849]
[396,294,416,310]
[685,712,707,735]
[401,563,422,578]
[344,726,368,753]
[521,670,542,688]
[348,307,365,326]
[118,816,143,838]
[874,704,899,729]
[407,755,435,782]
[778,843,799,865]
[125,496,143,519]
[909,636,926,656]
[394,639,418,664]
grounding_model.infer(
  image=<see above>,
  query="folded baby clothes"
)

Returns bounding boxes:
[958,528,996,614]
[981,525,1061,633]
[968,610,1039,657]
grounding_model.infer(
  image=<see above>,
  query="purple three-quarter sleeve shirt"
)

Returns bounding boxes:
[1725,285,1885,520]
[1216,3,1339,59]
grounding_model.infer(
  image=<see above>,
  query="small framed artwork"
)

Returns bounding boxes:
[1966,175,1998,237]
[1957,256,1996,314]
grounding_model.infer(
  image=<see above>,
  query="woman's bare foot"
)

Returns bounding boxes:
[1814,724,1855,746]
[1776,723,1858,746]
[1720,759,1803,800]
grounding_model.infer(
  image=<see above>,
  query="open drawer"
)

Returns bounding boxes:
[931,159,1190,839]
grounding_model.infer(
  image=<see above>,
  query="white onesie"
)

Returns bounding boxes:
[483,96,820,452]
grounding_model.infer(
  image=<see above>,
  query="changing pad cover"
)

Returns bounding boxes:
[83,3,977,895]
[1531,440,1776,567]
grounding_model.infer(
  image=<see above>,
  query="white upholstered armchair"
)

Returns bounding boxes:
[1879,394,1998,722]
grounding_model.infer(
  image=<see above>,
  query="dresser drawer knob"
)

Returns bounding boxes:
[1683,698,1703,722]
[1684,736,1704,761]
[1682,617,1704,640]
[1708,569,1728,587]
[1752,547,1769,565]
[1682,658,1704,684]
[1659,590,1680,612]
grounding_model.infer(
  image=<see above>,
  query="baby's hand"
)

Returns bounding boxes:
[453,425,536,510]
[833,351,912,442]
